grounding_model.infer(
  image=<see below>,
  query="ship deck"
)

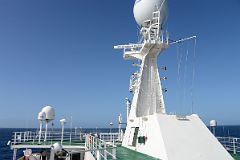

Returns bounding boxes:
[10,131,240,160]
[233,154,240,160]
[116,147,157,160]
[116,147,240,160]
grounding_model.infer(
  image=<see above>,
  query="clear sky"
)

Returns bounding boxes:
[0,0,240,128]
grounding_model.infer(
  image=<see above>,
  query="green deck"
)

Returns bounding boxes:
[116,147,158,160]
[233,154,240,160]
[116,147,240,160]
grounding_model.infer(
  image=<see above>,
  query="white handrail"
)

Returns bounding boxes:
[217,137,240,154]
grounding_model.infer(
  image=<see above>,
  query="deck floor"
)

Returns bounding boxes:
[233,154,240,160]
[116,147,240,160]
[116,147,157,160]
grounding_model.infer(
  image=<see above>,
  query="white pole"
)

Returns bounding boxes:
[39,121,42,144]
[44,122,48,142]
[213,126,216,136]
[61,124,64,144]
[13,149,17,160]
[126,99,129,122]
[118,114,122,141]
[70,116,72,145]
[50,149,55,160]
[75,127,77,136]
[233,138,236,154]
[14,132,16,144]
[126,98,130,122]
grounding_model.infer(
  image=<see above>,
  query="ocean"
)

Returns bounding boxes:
[1,126,240,160]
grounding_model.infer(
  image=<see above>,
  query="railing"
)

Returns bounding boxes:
[99,133,121,144]
[217,137,240,154]
[85,134,117,160]
[11,131,120,160]
[11,131,86,146]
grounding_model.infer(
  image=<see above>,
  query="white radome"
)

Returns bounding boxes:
[133,0,168,26]
[38,111,46,121]
[210,120,217,127]
[41,106,55,121]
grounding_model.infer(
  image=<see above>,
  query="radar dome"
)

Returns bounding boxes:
[210,120,217,127]
[133,0,168,26]
[38,111,46,121]
[41,106,55,122]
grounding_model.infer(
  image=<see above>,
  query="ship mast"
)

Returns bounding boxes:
[114,10,168,117]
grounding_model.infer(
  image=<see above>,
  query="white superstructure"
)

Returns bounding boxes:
[114,0,234,159]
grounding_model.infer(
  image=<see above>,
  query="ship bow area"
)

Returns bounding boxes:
[122,114,234,160]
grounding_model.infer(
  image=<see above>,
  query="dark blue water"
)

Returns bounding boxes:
[1,126,240,160]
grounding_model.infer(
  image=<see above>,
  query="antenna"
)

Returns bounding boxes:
[41,106,55,143]
[70,116,73,145]
[118,114,122,141]
[60,119,67,144]
[38,111,46,144]
[210,120,217,136]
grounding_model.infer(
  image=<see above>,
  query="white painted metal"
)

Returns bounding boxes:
[122,114,234,160]
[60,118,67,144]
[13,148,17,160]
[44,122,48,142]
[114,1,234,159]
[41,106,55,142]
[38,111,46,144]
[41,106,55,121]
[134,0,168,26]
[170,36,197,45]
[118,114,122,141]
[217,137,240,154]
[85,134,117,160]
[210,119,217,127]
[210,120,217,135]
[125,98,131,122]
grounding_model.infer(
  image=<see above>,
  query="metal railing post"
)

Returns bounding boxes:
[14,132,17,145]
[112,147,117,160]
[104,143,107,160]
[233,138,236,154]
[96,150,101,160]
[24,132,26,142]
[13,148,17,160]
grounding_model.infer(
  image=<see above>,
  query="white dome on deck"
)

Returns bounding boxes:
[41,106,55,122]
[38,111,46,121]
[210,120,217,127]
[133,0,168,26]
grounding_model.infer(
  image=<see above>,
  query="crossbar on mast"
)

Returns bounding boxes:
[170,36,197,45]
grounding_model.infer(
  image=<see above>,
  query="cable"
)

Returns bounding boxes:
[183,42,189,113]
[190,38,197,114]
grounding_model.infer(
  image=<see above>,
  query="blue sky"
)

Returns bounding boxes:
[0,0,240,128]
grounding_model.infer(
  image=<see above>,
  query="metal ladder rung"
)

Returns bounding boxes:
[152,12,160,17]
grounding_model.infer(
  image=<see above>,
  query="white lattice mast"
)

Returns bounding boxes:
[114,1,168,117]
[114,0,234,159]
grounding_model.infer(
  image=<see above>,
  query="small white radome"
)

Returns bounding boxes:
[41,106,55,121]
[133,0,168,26]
